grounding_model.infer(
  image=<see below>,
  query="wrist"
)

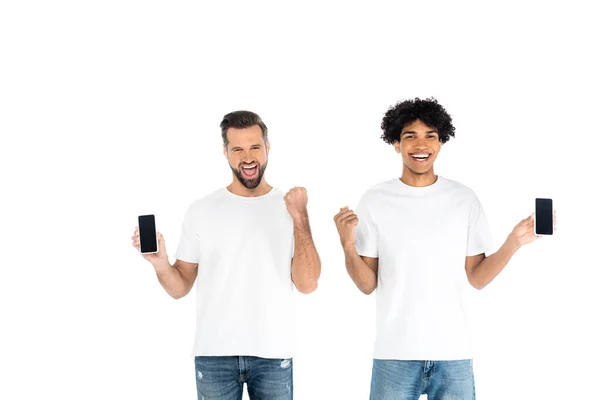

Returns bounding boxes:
[153,260,171,273]
[505,233,522,253]
[342,241,356,253]
[292,211,309,225]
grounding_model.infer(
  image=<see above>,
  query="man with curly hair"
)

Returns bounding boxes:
[333,98,556,399]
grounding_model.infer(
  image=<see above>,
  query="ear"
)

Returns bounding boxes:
[265,138,270,154]
[223,144,228,159]
[393,140,401,154]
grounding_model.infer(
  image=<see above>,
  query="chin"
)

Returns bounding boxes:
[408,166,432,175]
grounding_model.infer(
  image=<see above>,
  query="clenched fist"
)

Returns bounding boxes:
[334,206,359,250]
[284,186,308,220]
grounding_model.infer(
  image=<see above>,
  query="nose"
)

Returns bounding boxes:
[414,140,428,149]
[241,154,255,164]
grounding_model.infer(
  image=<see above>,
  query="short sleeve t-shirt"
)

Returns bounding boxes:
[176,187,295,358]
[355,176,494,360]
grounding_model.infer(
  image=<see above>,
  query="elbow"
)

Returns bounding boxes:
[170,287,192,299]
[295,280,318,294]
[360,284,376,295]
[469,278,486,291]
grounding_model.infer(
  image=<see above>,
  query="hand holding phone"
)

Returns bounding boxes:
[132,215,169,268]
[510,199,557,246]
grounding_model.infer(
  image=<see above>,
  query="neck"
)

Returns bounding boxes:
[400,167,438,187]
[227,178,272,197]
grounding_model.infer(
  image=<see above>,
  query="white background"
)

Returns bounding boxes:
[1,1,599,399]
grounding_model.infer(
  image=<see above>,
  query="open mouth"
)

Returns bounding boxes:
[410,153,431,163]
[240,163,258,178]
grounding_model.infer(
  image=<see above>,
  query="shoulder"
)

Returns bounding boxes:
[185,188,227,214]
[362,179,397,198]
[269,187,285,199]
[357,179,396,209]
[439,176,479,200]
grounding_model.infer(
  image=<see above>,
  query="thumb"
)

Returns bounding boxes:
[521,214,533,225]
[157,232,167,253]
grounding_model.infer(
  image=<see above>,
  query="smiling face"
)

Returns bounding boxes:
[394,119,441,175]
[223,124,269,189]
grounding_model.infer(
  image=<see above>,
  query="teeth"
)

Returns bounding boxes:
[242,165,257,169]
[412,154,429,159]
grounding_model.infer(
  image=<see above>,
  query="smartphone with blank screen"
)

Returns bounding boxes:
[534,198,553,236]
[138,214,158,253]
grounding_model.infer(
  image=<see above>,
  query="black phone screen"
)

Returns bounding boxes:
[138,214,158,253]
[535,198,553,235]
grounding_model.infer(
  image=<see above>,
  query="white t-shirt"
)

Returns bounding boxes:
[176,187,295,358]
[355,176,494,360]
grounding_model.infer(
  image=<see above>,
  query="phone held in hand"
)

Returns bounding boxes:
[534,198,553,236]
[138,214,158,253]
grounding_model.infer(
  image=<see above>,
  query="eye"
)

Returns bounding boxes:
[404,135,414,140]
[426,135,436,139]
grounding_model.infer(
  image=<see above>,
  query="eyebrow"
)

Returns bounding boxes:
[401,130,438,135]
[231,144,263,150]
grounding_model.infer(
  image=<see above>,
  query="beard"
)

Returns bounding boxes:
[231,161,268,189]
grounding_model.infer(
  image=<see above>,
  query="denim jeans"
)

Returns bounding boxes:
[194,356,293,400]
[370,359,475,400]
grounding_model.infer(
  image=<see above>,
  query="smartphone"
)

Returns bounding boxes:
[534,198,553,236]
[138,214,158,253]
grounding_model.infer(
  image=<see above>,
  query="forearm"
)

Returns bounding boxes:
[291,214,321,293]
[154,262,192,299]
[470,235,521,289]
[343,245,377,295]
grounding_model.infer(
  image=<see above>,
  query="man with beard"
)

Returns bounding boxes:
[333,98,556,399]
[131,110,321,400]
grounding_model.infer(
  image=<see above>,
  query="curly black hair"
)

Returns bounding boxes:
[380,97,455,144]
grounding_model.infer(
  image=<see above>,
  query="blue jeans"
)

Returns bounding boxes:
[370,359,475,400]
[194,356,293,400]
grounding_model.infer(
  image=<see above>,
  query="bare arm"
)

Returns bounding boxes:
[465,212,557,289]
[284,187,321,294]
[290,214,321,294]
[154,259,198,299]
[132,229,198,299]
[334,206,379,295]
[465,236,519,290]
[344,245,378,295]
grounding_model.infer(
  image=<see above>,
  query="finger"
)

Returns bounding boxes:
[521,214,533,225]
[157,232,166,253]
[341,215,359,225]
[344,217,359,226]
[334,207,351,219]
[342,213,359,221]
[337,210,356,220]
